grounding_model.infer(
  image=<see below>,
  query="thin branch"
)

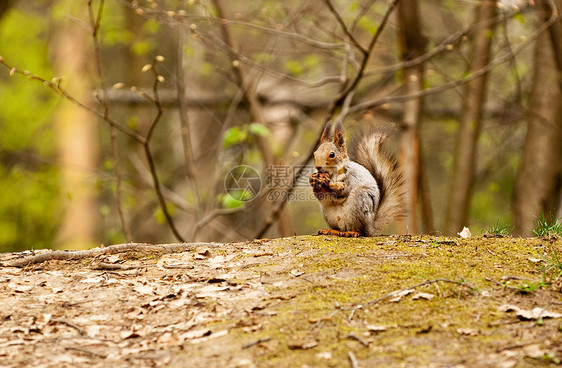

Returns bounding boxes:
[323,0,367,54]
[87,0,132,242]
[254,0,400,238]
[0,59,146,144]
[349,11,562,115]
[142,59,186,242]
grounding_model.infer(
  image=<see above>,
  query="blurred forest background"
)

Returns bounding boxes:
[0,0,561,251]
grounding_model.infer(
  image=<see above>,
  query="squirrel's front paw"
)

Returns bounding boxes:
[328,181,345,193]
[309,171,331,190]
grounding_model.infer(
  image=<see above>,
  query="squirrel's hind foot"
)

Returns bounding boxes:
[316,229,362,238]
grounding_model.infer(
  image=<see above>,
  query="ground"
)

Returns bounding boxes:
[0,235,561,368]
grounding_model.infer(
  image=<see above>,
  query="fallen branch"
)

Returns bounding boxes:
[2,242,221,268]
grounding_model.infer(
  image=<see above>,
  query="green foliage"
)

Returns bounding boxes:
[219,192,245,209]
[539,250,562,282]
[223,123,270,149]
[0,7,62,251]
[484,221,513,236]
[532,214,562,237]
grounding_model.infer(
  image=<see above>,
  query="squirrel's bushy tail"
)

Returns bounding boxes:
[350,122,405,232]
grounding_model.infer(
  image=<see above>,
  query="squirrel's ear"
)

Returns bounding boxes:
[320,121,333,143]
[333,122,347,153]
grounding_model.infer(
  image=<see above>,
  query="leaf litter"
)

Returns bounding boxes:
[0,235,560,367]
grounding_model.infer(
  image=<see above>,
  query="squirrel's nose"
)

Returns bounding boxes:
[316,167,324,173]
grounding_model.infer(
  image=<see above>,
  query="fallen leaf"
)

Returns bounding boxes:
[389,289,415,302]
[316,351,332,359]
[412,292,435,300]
[456,328,479,336]
[288,341,318,350]
[366,325,388,333]
[105,255,121,263]
[498,304,562,320]
[457,227,471,238]
[290,269,304,277]
[527,258,544,263]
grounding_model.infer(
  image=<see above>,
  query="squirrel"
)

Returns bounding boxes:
[309,120,404,237]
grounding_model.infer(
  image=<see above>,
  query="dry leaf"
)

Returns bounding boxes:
[290,269,304,277]
[389,289,414,302]
[499,304,562,320]
[366,325,388,333]
[412,292,435,300]
[456,328,479,336]
[457,227,471,238]
[288,341,318,350]
[527,258,543,263]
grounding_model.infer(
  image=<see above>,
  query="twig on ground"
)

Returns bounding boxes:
[348,351,360,368]
[242,337,271,349]
[2,242,220,268]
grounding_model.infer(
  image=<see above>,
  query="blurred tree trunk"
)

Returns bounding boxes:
[397,0,426,234]
[513,1,562,236]
[0,0,14,19]
[52,5,99,249]
[445,0,497,235]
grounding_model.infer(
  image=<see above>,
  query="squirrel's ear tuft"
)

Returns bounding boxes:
[333,122,346,151]
[320,121,333,143]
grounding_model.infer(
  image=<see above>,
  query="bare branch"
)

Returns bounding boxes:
[87,0,132,242]
[0,59,146,144]
[323,0,367,54]
[349,11,562,114]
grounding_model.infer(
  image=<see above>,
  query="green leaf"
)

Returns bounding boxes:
[223,126,247,148]
[220,192,245,209]
[513,13,525,24]
[248,123,270,137]
[285,60,304,76]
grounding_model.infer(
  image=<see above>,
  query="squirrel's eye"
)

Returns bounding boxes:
[329,152,335,158]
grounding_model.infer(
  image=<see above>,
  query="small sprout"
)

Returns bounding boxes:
[22,70,31,76]
[139,91,147,98]
[142,64,153,73]
[9,67,16,76]
[155,55,165,62]
[151,2,158,9]
[190,23,197,30]
[135,8,145,15]
[0,55,4,62]
[232,60,240,67]
[178,10,187,16]
[445,44,454,50]
[113,82,126,89]
[43,81,50,87]
[157,75,165,82]
[131,86,138,91]
[167,11,176,18]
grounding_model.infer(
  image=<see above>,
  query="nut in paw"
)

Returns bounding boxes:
[309,171,331,191]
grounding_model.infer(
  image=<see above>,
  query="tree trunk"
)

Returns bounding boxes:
[513,1,562,236]
[52,4,99,249]
[445,0,497,235]
[397,0,426,234]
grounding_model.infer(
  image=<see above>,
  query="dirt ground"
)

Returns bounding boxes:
[0,235,561,368]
